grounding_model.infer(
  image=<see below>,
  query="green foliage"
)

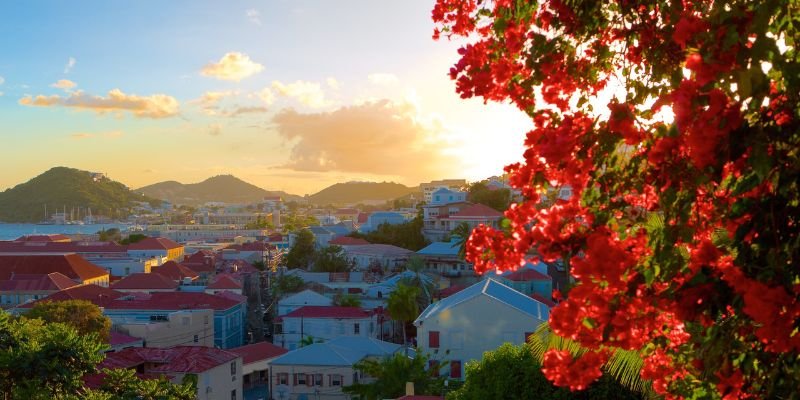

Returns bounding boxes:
[26,300,112,342]
[0,167,162,223]
[244,215,274,230]
[387,283,420,343]
[401,256,435,311]
[299,335,323,347]
[314,245,351,273]
[447,343,643,400]
[285,228,316,269]
[333,293,362,307]
[466,181,511,212]
[344,352,445,400]
[281,214,320,233]
[349,215,430,251]
[86,368,196,400]
[272,275,306,297]
[97,228,122,242]
[119,233,148,245]
[252,260,266,271]
[450,222,472,260]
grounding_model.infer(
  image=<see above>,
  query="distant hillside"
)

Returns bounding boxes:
[0,167,161,223]
[136,175,301,205]
[307,182,417,205]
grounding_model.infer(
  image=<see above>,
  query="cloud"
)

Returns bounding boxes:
[0,76,4,85]
[246,9,261,25]
[252,87,275,106]
[201,52,264,81]
[271,99,460,179]
[190,90,237,115]
[64,57,76,74]
[50,79,77,91]
[0,92,4,97]
[70,133,92,140]
[326,77,340,90]
[225,106,269,117]
[272,80,328,108]
[208,123,222,136]
[19,89,180,118]
[368,73,399,85]
[69,130,124,140]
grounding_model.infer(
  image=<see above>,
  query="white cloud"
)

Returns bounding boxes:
[0,76,4,85]
[69,130,123,140]
[201,52,264,81]
[190,90,237,115]
[246,9,261,25]
[50,79,77,91]
[64,57,76,74]
[0,92,4,97]
[368,73,399,85]
[272,80,328,108]
[253,87,275,106]
[19,89,180,118]
[326,77,340,90]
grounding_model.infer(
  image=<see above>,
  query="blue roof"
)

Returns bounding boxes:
[308,226,333,235]
[324,224,352,236]
[414,279,550,324]
[417,240,460,256]
[270,337,401,366]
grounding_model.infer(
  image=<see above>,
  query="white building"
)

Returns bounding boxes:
[274,306,379,350]
[414,279,550,380]
[342,244,414,271]
[420,179,467,203]
[277,289,334,316]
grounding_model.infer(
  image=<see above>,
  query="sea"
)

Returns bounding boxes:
[0,223,132,241]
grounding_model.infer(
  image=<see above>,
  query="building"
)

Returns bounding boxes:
[269,336,402,400]
[422,202,503,241]
[307,226,336,249]
[143,224,271,242]
[277,289,333,316]
[358,211,409,233]
[0,272,79,307]
[100,346,243,400]
[328,237,370,247]
[416,240,473,277]
[342,244,414,271]
[205,274,244,296]
[107,331,144,352]
[414,279,550,380]
[113,308,215,348]
[427,188,467,206]
[152,260,200,283]
[0,254,110,287]
[111,272,180,293]
[420,179,467,203]
[495,267,552,298]
[127,237,185,262]
[229,341,289,399]
[274,306,378,350]
[0,240,159,276]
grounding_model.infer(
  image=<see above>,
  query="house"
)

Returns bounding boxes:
[414,279,550,380]
[0,239,157,276]
[277,289,334,316]
[127,237,185,262]
[495,268,552,298]
[420,179,467,203]
[307,226,336,249]
[427,187,467,205]
[100,346,243,400]
[205,274,243,295]
[107,331,144,352]
[0,254,110,287]
[342,244,414,271]
[416,240,473,277]
[358,212,408,233]
[182,250,218,280]
[229,341,288,399]
[269,336,401,400]
[422,202,503,241]
[111,272,180,293]
[0,272,79,307]
[328,237,370,247]
[273,306,378,350]
[152,261,200,283]
[14,234,72,243]
[113,308,216,348]
[221,241,273,263]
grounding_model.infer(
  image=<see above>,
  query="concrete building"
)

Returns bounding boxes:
[111,272,180,293]
[277,289,334,316]
[273,306,378,350]
[416,240,474,277]
[420,179,467,203]
[0,272,79,307]
[230,341,289,400]
[113,308,215,348]
[127,237,185,262]
[342,244,414,271]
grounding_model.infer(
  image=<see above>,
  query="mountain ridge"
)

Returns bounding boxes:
[136,175,302,205]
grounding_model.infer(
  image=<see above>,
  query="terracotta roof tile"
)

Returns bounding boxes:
[128,237,183,250]
[329,236,370,246]
[111,273,180,290]
[100,346,239,373]
[229,342,288,365]
[0,272,79,291]
[0,254,109,282]
[152,261,199,281]
[104,291,243,311]
[207,274,242,290]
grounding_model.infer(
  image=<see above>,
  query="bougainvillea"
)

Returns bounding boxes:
[434,0,799,398]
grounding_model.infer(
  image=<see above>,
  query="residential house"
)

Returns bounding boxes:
[107,331,144,352]
[342,244,414,271]
[100,346,243,400]
[495,268,552,298]
[0,254,110,287]
[422,202,503,241]
[273,306,378,350]
[420,179,467,203]
[182,250,218,281]
[0,272,79,307]
[205,274,244,296]
[427,187,467,206]
[414,279,550,380]
[357,212,408,233]
[277,289,334,316]
[328,237,370,247]
[269,336,401,400]
[221,241,274,264]
[127,237,185,262]
[307,226,335,249]
[0,240,158,276]
[230,341,288,399]
[111,273,180,293]
[114,308,215,348]
[152,261,200,284]
[416,240,473,277]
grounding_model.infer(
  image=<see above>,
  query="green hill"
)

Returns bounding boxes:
[0,167,161,223]
[136,175,301,205]
[307,182,418,206]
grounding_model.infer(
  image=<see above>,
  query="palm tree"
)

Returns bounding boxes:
[451,222,472,260]
[403,255,434,308]
[387,283,420,345]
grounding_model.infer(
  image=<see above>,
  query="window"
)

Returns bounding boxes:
[230,389,236,400]
[354,323,360,335]
[429,331,440,348]
[182,316,190,326]
[193,334,199,343]
[314,374,323,387]
[277,373,288,385]
[230,361,236,375]
[329,374,342,386]
[450,360,462,378]
[149,314,167,321]
[294,373,306,386]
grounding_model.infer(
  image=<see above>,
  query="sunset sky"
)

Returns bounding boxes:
[0,1,531,195]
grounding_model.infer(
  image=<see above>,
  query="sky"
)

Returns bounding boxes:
[0,1,532,195]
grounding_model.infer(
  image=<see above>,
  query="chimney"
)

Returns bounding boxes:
[405,382,414,396]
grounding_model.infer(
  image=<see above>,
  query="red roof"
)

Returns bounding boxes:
[267,233,284,242]
[152,261,199,281]
[207,274,242,290]
[0,254,109,282]
[112,273,179,290]
[0,272,79,291]
[449,203,503,218]
[530,293,557,307]
[15,234,72,242]
[329,236,370,246]
[0,241,127,254]
[21,284,125,308]
[503,269,551,282]
[283,306,372,319]
[104,291,243,311]
[357,212,370,224]
[109,331,142,346]
[101,346,239,373]
[438,284,466,298]
[128,237,182,250]
[229,341,288,364]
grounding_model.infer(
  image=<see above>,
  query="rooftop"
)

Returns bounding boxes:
[0,254,109,282]
[151,261,199,281]
[127,237,183,251]
[282,305,372,319]
[447,203,503,219]
[270,336,400,366]
[21,284,124,308]
[416,241,460,257]
[0,272,79,292]
[109,331,143,346]
[101,346,239,373]
[329,236,370,246]
[502,268,551,282]
[343,244,414,257]
[229,341,288,365]
[207,274,242,290]
[111,273,179,290]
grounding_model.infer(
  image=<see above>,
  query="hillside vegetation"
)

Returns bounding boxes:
[136,175,300,205]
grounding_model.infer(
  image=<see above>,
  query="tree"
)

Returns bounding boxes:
[244,215,274,230]
[97,228,121,242]
[271,275,305,298]
[434,0,799,397]
[299,335,322,347]
[387,283,420,344]
[348,216,430,251]
[450,222,472,260]
[333,293,362,307]
[27,300,112,342]
[119,233,147,245]
[344,352,446,400]
[90,368,196,400]
[285,228,315,269]
[448,343,642,400]
[313,245,351,273]
[401,256,435,311]
[467,181,511,211]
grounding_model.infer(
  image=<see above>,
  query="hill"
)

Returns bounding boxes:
[0,167,161,223]
[136,175,301,205]
[307,182,418,205]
